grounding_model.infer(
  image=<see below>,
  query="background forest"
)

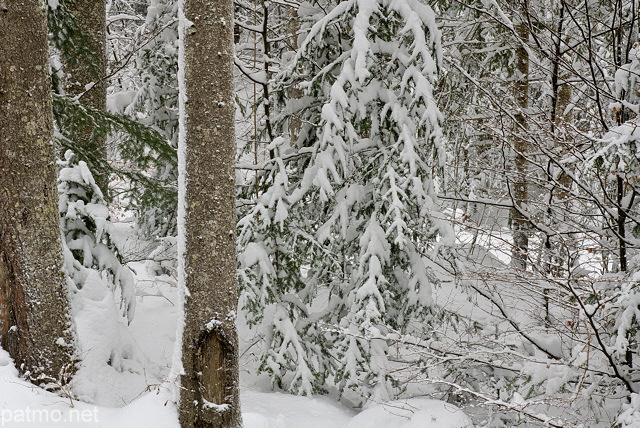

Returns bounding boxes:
[2,0,640,427]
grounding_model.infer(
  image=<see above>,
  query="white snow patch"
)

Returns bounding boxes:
[241,390,354,428]
[345,398,473,428]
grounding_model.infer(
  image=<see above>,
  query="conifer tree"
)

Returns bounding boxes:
[49,0,179,238]
[52,0,110,198]
[238,0,450,403]
[58,150,136,323]
[122,0,179,237]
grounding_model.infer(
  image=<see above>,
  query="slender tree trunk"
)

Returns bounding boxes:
[545,1,574,277]
[554,76,573,200]
[65,0,109,199]
[178,0,242,426]
[544,72,574,277]
[551,2,573,204]
[613,17,628,273]
[0,0,76,382]
[511,18,530,270]
[285,6,303,147]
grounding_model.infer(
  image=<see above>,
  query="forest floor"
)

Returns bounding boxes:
[0,222,473,427]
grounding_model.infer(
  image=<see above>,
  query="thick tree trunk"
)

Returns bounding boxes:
[65,0,109,198]
[178,0,242,426]
[510,19,530,270]
[0,0,76,382]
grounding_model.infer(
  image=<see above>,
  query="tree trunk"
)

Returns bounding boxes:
[178,0,242,426]
[510,19,530,270]
[0,0,76,382]
[65,0,109,199]
[545,2,574,277]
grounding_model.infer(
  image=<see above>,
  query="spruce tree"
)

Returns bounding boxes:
[238,0,450,403]
[121,0,179,237]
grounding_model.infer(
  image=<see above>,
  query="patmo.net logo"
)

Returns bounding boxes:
[1,406,99,426]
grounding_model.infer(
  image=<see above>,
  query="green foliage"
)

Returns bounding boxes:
[49,0,179,237]
[52,95,177,223]
[48,0,102,88]
[119,0,179,237]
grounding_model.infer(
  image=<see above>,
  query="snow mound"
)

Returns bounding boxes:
[72,270,153,406]
[345,398,473,428]
[241,390,354,428]
[0,346,17,378]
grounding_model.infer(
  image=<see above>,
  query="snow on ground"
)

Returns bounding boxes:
[0,346,177,428]
[0,222,473,427]
[345,399,473,428]
[242,390,354,428]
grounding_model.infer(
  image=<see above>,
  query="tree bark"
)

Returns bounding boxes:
[178,0,242,426]
[545,2,574,276]
[64,0,109,199]
[510,18,530,270]
[0,0,76,382]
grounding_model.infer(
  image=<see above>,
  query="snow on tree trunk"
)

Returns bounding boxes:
[0,0,76,384]
[177,0,242,426]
